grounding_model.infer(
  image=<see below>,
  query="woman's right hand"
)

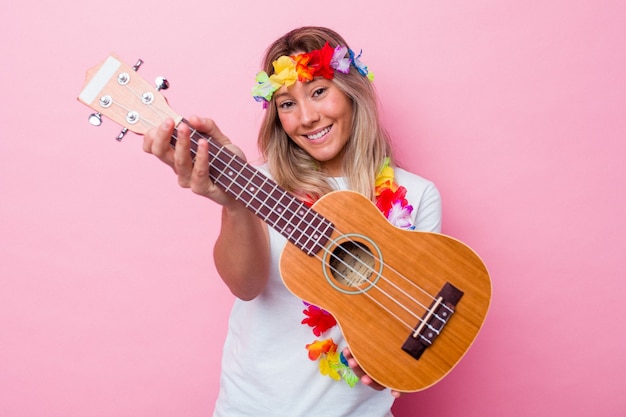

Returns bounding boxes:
[143,115,246,208]
[144,115,270,299]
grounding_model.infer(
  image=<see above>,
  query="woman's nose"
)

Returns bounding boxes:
[299,101,320,126]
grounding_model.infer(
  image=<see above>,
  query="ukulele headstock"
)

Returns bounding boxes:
[78,54,182,139]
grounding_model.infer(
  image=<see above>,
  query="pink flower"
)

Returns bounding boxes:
[331,45,351,74]
[387,201,415,229]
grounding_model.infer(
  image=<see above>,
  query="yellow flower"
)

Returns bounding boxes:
[269,56,298,88]
[375,157,398,196]
[319,351,342,381]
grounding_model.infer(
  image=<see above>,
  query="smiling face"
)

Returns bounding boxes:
[274,78,353,176]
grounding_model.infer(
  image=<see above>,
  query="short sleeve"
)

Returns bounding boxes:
[412,182,442,233]
[394,168,442,233]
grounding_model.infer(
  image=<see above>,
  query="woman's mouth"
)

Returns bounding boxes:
[305,126,332,140]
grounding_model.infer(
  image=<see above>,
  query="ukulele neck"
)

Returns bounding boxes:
[177,120,333,256]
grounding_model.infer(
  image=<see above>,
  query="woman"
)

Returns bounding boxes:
[144,26,441,417]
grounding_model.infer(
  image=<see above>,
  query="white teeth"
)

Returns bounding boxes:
[306,126,331,140]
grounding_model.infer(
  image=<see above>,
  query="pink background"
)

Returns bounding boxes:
[1,1,624,416]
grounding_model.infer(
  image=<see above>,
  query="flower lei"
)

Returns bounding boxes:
[302,158,415,387]
[251,42,374,106]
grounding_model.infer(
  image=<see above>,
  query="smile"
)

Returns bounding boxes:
[305,126,332,140]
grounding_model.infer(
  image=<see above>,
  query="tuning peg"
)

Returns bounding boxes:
[88,112,103,126]
[116,127,128,142]
[132,59,144,71]
[155,76,169,91]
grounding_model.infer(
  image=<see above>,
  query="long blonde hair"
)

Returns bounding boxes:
[257,26,393,202]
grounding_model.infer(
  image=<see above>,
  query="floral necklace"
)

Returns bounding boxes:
[301,158,416,387]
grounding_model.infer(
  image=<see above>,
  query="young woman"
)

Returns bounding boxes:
[143,26,441,417]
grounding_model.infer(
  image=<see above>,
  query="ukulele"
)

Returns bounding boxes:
[78,54,491,393]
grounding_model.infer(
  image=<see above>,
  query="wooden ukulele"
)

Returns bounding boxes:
[78,54,492,393]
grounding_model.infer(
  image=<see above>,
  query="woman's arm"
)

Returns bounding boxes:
[143,116,270,300]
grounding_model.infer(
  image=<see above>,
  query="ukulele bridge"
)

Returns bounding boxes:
[402,282,464,360]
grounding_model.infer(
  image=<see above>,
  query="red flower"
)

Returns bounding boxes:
[376,186,409,217]
[304,42,335,80]
[315,42,336,79]
[302,304,337,336]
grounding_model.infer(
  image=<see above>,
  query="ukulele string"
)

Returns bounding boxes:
[179,127,452,333]
[178,124,450,336]
[111,84,448,335]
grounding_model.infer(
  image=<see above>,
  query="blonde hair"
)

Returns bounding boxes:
[257,26,393,202]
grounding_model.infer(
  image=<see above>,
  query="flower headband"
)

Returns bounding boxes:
[251,42,374,106]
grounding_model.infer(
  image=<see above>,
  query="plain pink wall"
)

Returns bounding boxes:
[1,1,624,416]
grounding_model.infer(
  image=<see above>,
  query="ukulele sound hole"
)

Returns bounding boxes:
[323,233,383,295]
[329,241,375,288]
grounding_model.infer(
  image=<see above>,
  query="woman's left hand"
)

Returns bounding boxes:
[342,347,403,398]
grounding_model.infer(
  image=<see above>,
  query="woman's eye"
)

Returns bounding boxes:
[278,101,294,109]
[313,87,326,97]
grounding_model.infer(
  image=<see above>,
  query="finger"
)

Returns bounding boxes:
[343,348,387,392]
[359,374,385,391]
[173,122,194,187]
[342,348,360,374]
[186,116,232,148]
[190,138,214,196]
[144,119,174,163]
[142,130,154,154]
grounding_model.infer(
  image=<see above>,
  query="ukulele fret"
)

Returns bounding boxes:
[214,150,243,195]
[208,145,233,189]
[198,133,332,256]
[256,181,286,219]
[282,203,310,243]
[274,196,304,239]
[296,216,333,255]
[235,170,259,202]
[246,173,272,216]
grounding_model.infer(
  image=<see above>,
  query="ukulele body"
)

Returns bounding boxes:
[280,190,491,392]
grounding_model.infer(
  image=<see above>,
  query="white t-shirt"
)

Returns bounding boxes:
[213,167,442,417]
